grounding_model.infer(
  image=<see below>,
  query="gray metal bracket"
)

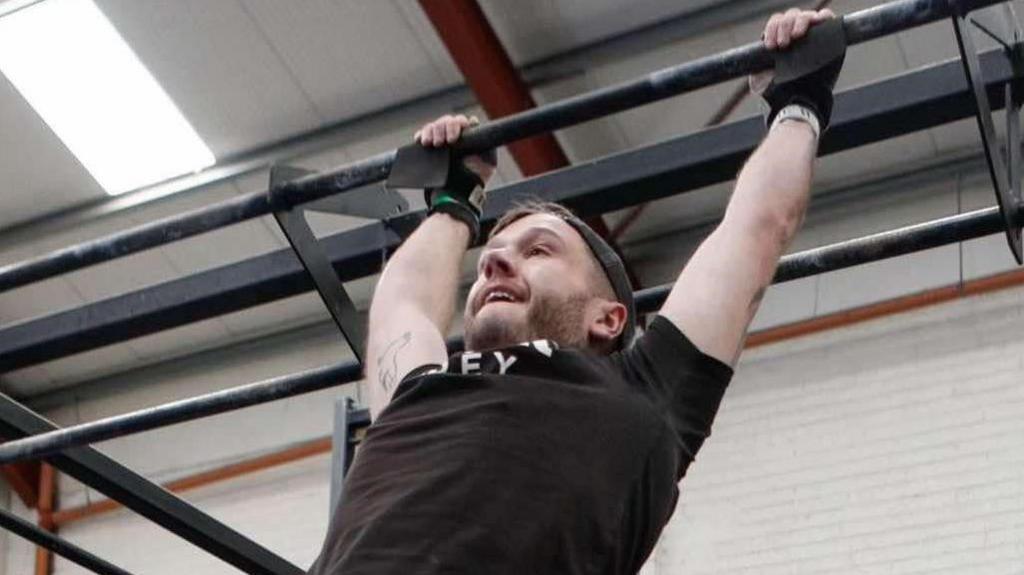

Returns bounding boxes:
[953,2,1024,263]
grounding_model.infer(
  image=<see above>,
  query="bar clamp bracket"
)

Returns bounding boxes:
[269,165,410,364]
[953,1,1024,263]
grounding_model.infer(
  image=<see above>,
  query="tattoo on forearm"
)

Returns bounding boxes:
[378,332,412,392]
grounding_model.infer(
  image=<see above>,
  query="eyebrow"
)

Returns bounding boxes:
[518,226,566,248]
[486,226,566,251]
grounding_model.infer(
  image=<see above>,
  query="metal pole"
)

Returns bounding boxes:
[0,0,1003,294]
[0,506,135,575]
[0,396,304,575]
[0,203,1011,465]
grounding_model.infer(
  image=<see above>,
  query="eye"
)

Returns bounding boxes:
[526,245,549,257]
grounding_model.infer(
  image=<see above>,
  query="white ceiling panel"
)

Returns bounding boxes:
[0,365,54,398]
[0,68,105,229]
[531,73,631,164]
[95,0,324,158]
[479,0,722,66]
[155,182,285,276]
[816,131,938,185]
[239,0,458,123]
[220,292,329,339]
[62,240,180,304]
[584,29,741,148]
[126,316,233,365]
[33,343,141,393]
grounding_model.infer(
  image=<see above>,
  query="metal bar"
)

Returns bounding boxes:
[0,397,304,575]
[329,397,352,517]
[0,203,1012,465]
[953,10,1023,261]
[0,506,135,575]
[1,44,1017,374]
[0,0,1004,294]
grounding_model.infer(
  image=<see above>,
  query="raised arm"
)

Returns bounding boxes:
[659,9,841,366]
[365,115,494,418]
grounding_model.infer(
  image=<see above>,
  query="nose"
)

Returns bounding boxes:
[479,247,516,280]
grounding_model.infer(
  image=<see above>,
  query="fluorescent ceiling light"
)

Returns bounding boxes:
[0,0,214,195]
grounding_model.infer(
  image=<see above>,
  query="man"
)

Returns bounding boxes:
[310,8,840,574]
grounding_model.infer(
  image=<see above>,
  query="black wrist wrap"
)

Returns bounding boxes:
[762,18,846,130]
[426,149,496,245]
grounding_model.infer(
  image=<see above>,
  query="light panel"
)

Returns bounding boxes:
[0,0,214,195]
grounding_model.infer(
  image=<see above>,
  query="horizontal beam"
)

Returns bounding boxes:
[0,44,1016,374]
[0,203,1011,465]
[0,0,1003,294]
[0,397,303,575]
[0,506,134,575]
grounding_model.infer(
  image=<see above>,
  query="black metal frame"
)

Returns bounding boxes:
[0,1,1020,573]
[0,0,1006,294]
[0,507,135,575]
[0,395,303,574]
[1,43,1021,373]
[953,4,1024,262]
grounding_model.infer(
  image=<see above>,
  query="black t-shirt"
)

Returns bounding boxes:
[309,316,732,575]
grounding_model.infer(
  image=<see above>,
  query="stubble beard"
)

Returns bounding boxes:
[464,292,590,352]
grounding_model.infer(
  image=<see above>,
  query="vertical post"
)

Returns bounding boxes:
[329,397,354,517]
[34,463,55,575]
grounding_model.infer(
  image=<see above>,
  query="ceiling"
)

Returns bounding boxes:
[0,0,1013,397]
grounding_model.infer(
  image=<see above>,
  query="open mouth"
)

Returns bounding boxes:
[478,287,525,312]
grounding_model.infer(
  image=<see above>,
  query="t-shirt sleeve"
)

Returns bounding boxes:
[611,315,733,476]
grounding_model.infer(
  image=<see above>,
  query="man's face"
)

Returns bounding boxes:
[463,213,609,352]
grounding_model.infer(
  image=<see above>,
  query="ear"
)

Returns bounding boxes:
[587,299,628,348]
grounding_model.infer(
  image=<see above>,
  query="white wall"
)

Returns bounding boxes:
[648,283,1024,574]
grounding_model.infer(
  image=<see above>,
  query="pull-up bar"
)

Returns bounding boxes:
[0,0,1005,294]
[0,203,1011,466]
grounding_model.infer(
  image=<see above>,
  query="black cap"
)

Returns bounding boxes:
[559,215,636,350]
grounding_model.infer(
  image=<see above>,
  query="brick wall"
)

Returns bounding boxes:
[646,284,1024,574]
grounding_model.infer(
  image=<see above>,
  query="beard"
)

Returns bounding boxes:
[464,292,590,352]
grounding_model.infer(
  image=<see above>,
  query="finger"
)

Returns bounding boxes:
[468,115,480,127]
[812,8,836,22]
[414,129,422,144]
[454,114,472,127]
[446,117,461,143]
[792,12,812,38]
[764,13,781,49]
[778,8,799,48]
[431,122,446,147]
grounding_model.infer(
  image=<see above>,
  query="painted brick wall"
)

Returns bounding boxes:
[646,284,1024,574]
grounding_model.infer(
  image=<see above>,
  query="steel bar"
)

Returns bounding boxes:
[0,203,1012,465]
[0,506,135,575]
[329,397,353,517]
[0,0,1004,294]
[0,397,304,575]
[2,44,1018,374]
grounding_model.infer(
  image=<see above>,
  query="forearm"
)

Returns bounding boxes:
[725,121,817,250]
[370,212,471,333]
